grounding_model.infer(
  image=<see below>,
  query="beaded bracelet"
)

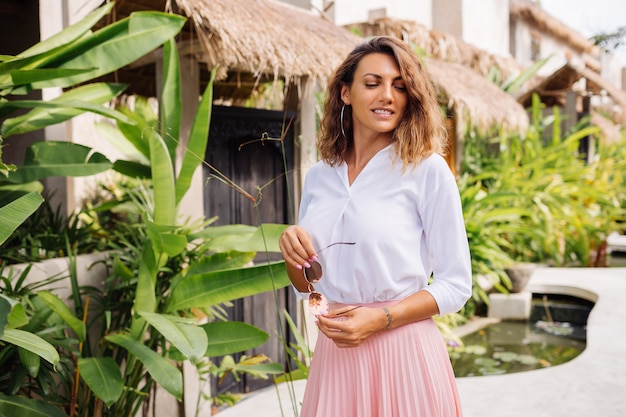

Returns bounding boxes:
[382,307,392,329]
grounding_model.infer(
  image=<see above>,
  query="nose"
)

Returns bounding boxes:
[380,82,393,102]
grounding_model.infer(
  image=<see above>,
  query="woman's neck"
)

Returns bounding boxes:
[345,134,391,184]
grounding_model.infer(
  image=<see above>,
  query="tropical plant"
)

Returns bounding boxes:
[460,94,625,283]
[0,4,295,416]
[0,2,185,246]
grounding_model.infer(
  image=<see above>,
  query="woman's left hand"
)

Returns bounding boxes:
[316,306,387,348]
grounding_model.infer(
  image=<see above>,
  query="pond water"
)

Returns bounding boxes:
[449,320,586,377]
[449,294,592,377]
[609,252,626,267]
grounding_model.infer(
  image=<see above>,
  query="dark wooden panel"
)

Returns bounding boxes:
[204,106,298,395]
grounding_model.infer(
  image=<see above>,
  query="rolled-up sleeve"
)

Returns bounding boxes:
[420,163,472,315]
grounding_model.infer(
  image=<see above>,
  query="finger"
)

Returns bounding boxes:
[280,227,315,266]
[317,317,344,334]
[327,305,361,317]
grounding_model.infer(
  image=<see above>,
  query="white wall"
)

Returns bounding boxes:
[600,51,625,90]
[461,0,510,56]
[333,0,432,28]
[511,19,577,77]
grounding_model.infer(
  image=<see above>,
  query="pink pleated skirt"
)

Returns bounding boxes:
[300,301,463,417]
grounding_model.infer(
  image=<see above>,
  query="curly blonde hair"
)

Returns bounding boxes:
[317,36,447,169]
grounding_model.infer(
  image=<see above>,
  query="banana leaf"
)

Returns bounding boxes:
[202,321,269,357]
[77,357,123,407]
[106,333,182,399]
[139,312,208,361]
[175,66,218,204]
[30,12,186,89]
[166,261,290,312]
[0,191,43,245]
[36,291,86,342]
[3,142,112,184]
[0,393,68,417]
[0,329,59,366]
[1,83,131,137]
[148,130,176,226]
[159,38,181,162]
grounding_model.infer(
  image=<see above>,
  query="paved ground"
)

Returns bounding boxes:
[215,267,626,417]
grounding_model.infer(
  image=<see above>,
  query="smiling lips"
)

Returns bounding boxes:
[373,108,393,117]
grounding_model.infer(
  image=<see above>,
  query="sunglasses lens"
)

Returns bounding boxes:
[304,261,323,283]
[309,291,328,316]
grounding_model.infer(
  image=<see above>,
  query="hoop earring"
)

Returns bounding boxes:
[340,104,347,138]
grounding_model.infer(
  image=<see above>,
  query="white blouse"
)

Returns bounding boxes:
[297,145,472,315]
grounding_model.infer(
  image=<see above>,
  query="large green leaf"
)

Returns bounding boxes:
[130,244,157,339]
[94,121,149,164]
[20,3,113,59]
[191,223,288,253]
[0,329,59,366]
[1,83,130,137]
[0,191,43,245]
[37,291,86,342]
[6,302,29,329]
[106,333,183,399]
[114,97,157,159]
[0,393,68,417]
[166,261,289,312]
[139,312,208,361]
[112,160,151,179]
[0,3,113,89]
[202,321,269,357]
[9,68,94,86]
[189,224,256,244]
[30,12,186,89]
[160,38,180,162]
[18,347,41,377]
[78,357,123,407]
[145,221,187,257]
[4,142,112,184]
[0,297,10,336]
[239,223,289,253]
[149,131,176,225]
[184,251,256,276]
[175,66,217,204]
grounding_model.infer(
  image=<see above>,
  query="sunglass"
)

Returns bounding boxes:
[304,241,356,316]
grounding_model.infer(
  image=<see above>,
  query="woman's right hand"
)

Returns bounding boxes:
[278,225,317,271]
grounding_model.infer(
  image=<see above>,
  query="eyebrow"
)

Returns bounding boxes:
[362,73,404,82]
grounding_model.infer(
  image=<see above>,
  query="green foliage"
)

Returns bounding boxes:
[0,4,293,416]
[591,26,626,52]
[0,197,111,265]
[0,2,186,245]
[459,95,626,316]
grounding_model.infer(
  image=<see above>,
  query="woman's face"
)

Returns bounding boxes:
[341,52,408,140]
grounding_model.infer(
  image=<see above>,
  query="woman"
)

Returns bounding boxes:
[279,36,472,417]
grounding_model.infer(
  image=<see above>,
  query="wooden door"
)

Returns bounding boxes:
[204,106,297,394]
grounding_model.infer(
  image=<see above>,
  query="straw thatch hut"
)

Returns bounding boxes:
[509,0,601,70]
[509,0,625,146]
[112,0,361,100]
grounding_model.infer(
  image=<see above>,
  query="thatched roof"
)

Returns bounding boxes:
[114,1,529,132]
[172,0,361,88]
[347,18,526,83]
[424,58,529,133]
[517,62,626,118]
[510,0,600,58]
